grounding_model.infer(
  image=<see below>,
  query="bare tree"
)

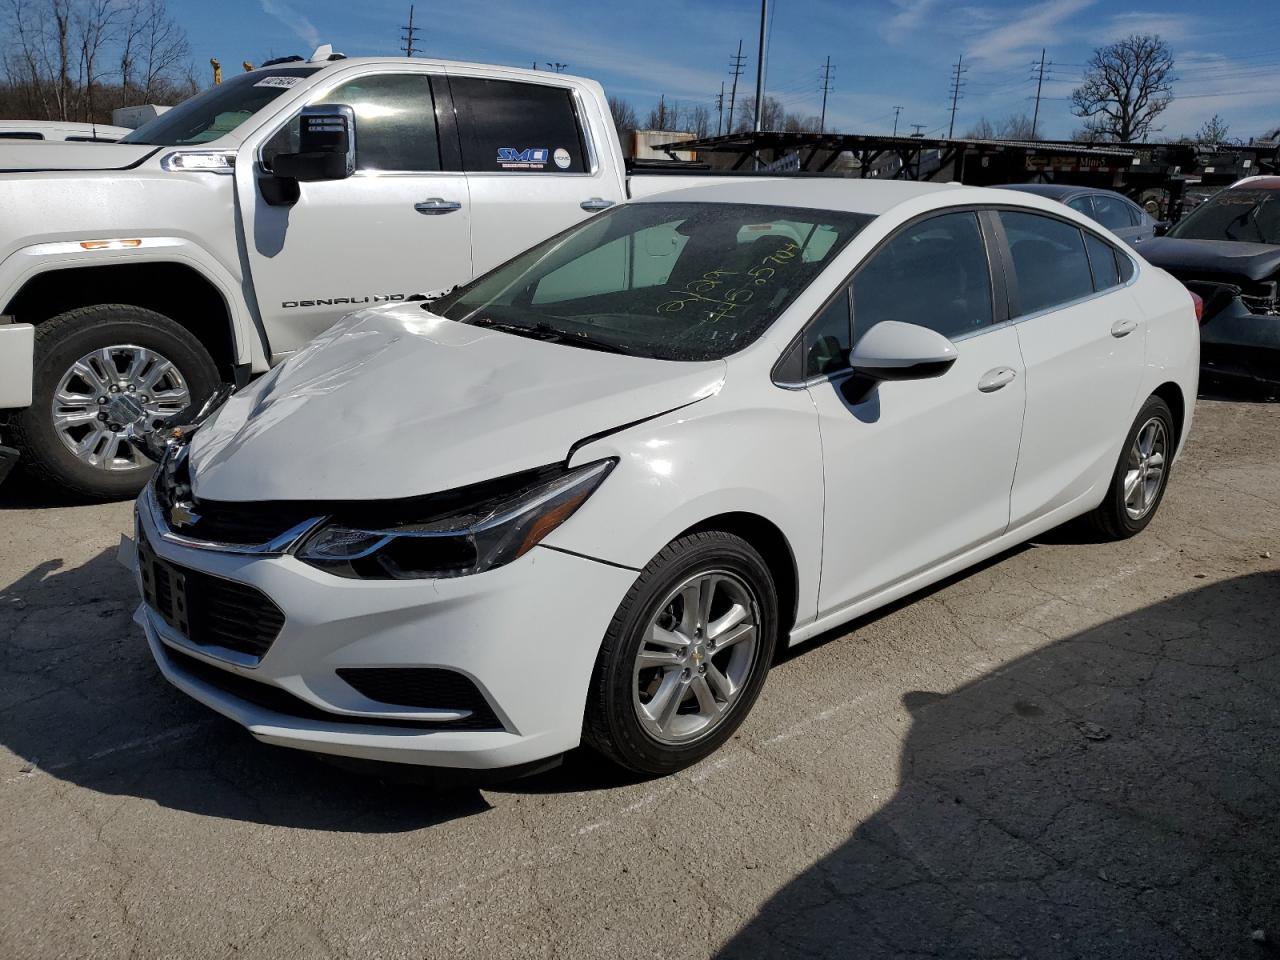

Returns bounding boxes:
[998,112,1037,140]
[1194,114,1230,143]
[1070,34,1175,142]
[644,94,679,131]
[735,95,784,132]
[965,116,997,139]
[685,103,711,138]
[2,0,193,121]
[608,95,637,137]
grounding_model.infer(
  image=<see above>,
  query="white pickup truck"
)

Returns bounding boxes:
[0,47,718,498]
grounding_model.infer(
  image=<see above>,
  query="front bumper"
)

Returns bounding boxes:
[130,492,638,769]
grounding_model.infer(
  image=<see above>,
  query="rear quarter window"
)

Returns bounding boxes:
[450,77,587,174]
[999,211,1095,316]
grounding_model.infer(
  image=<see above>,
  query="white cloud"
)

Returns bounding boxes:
[962,0,1096,64]
[260,0,321,50]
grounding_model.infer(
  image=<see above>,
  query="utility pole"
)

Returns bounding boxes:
[819,56,834,134]
[400,4,420,57]
[947,54,967,138]
[716,81,725,136]
[892,105,904,136]
[753,0,768,133]
[727,39,746,132]
[910,123,927,137]
[545,62,568,73]
[1031,47,1047,140]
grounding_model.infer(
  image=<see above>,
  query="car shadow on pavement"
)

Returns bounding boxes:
[716,571,1280,959]
[1,548,492,831]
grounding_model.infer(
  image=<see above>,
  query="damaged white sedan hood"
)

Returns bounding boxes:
[188,304,726,502]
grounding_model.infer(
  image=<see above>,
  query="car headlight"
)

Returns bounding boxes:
[297,459,616,579]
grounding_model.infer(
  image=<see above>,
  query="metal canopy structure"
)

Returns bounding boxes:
[654,130,1139,183]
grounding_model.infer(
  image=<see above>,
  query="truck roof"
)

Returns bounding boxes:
[259,53,597,88]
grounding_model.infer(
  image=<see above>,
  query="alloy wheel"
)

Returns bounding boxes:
[50,345,191,472]
[632,570,761,745]
[1123,416,1168,520]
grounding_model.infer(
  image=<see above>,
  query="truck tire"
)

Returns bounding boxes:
[9,304,221,501]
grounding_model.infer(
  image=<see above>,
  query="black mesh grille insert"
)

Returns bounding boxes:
[139,535,284,660]
[163,646,501,731]
[338,668,502,730]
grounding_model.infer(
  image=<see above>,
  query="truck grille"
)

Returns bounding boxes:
[138,534,285,661]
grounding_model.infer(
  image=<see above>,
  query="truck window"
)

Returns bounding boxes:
[262,74,441,173]
[122,68,319,145]
[449,77,587,174]
[0,131,43,140]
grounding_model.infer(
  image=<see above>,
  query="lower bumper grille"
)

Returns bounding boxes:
[163,646,502,731]
[338,668,502,729]
[138,536,284,661]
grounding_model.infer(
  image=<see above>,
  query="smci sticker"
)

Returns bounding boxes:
[497,147,548,169]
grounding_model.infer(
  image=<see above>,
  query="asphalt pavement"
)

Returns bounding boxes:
[1,397,1277,959]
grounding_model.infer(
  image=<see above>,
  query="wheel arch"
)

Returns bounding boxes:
[1151,380,1186,449]
[3,261,243,382]
[678,511,800,641]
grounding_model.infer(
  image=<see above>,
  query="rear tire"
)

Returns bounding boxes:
[1085,395,1175,540]
[583,531,779,776]
[9,304,221,501]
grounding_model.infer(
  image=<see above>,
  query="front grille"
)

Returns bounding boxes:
[338,668,503,729]
[139,535,284,661]
[163,646,498,730]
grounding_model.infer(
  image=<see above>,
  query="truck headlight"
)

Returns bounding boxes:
[297,459,615,579]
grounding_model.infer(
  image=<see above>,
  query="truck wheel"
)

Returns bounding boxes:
[9,304,221,501]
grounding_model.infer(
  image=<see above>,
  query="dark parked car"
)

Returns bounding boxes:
[995,183,1158,246]
[1139,176,1280,395]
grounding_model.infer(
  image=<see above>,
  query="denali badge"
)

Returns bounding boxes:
[169,501,201,529]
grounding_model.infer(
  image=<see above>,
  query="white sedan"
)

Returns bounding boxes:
[127,180,1199,777]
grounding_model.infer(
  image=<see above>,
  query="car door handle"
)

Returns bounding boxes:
[977,367,1017,393]
[580,197,615,212]
[414,198,462,215]
[1111,318,1138,338]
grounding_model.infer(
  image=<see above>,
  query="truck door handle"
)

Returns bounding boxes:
[580,197,615,212]
[1111,318,1138,338]
[977,367,1017,393]
[414,198,462,215]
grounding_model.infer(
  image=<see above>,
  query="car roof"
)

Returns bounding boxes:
[1231,176,1280,191]
[631,178,967,216]
[995,182,1091,200]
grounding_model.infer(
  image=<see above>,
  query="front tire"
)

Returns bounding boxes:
[583,531,779,776]
[9,304,221,501]
[1085,394,1175,540]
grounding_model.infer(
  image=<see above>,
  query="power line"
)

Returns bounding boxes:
[399,4,420,57]
[819,56,834,133]
[947,54,967,138]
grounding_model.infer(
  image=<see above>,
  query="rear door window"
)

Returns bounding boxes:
[998,211,1094,317]
[450,77,587,173]
[1090,193,1134,231]
[1083,232,1121,290]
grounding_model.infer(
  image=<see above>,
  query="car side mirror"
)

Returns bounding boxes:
[270,104,357,183]
[841,320,958,404]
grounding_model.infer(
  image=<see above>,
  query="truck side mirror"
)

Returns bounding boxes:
[271,104,357,182]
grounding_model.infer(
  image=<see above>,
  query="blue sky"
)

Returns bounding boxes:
[176,0,1279,140]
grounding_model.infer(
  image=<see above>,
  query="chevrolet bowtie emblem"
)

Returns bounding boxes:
[169,501,201,529]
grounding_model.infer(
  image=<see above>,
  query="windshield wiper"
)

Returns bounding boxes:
[470,317,633,355]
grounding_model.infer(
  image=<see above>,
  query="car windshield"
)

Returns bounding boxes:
[121,68,319,146]
[1168,188,1280,245]
[436,201,873,361]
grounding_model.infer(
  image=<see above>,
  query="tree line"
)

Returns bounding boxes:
[609,92,824,143]
[1,0,195,124]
